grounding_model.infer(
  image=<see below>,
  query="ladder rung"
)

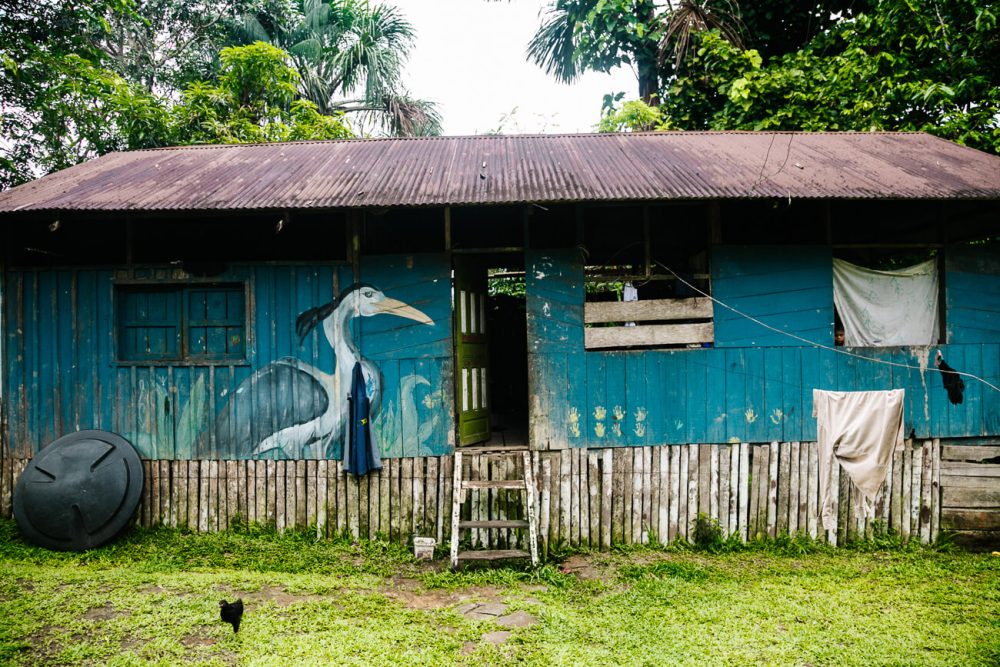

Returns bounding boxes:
[461,445,530,453]
[462,480,525,490]
[459,519,529,529]
[457,549,531,561]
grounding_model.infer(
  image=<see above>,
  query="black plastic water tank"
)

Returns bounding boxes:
[13,430,144,551]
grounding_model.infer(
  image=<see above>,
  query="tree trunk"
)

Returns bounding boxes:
[638,58,659,106]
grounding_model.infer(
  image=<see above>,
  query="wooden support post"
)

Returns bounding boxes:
[450,451,462,569]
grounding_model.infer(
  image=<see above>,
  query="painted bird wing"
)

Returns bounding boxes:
[206,358,330,458]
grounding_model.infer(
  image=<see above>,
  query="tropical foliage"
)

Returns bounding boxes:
[0,0,432,189]
[234,0,441,135]
[535,0,999,154]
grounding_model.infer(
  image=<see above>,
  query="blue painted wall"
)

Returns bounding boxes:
[712,245,833,347]
[947,244,1000,344]
[2,257,454,459]
[527,245,1000,449]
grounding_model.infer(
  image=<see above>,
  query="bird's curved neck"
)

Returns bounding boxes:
[324,302,361,368]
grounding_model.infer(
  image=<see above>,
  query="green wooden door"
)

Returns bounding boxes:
[454,259,490,446]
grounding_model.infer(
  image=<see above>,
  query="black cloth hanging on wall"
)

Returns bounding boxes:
[346,361,382,476]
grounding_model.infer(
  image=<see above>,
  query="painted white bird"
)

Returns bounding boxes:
[213,283,432,459]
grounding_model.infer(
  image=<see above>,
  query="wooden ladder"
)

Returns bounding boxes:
[450,445,539,569]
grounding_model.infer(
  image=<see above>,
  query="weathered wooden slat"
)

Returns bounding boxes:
[612,448,625,544]
[141,460,152,528]
[219,459,231,531]
[463,479,525,490]
[238,460,250,527]
[441,454,453,545]
[266,460,278,529]
[669,446,681,542]
[584,297,713,324]
[559,449,572,544]
[641,446,652,544]
[456,549,530,561]
[777,442,791,535]
[880,448,893,528]
[687,443,699,540]
[797,442,809,534]
[787,442,800,535]
[901,445,912,542]
[538,454,550,554]
[477,454,489,548]
[388,458,400,541]
[748,446,761,539]
[939,462,1000,476]
[0,458,11,520]
[589,450,601,548]
[295,460,307,531]
[806,442,819,539]
[170,460,183,529]
[600,449,612,549]
[326,459,338,539]
[449,451,462,568]
[631,448,643,544]
[677,444,689,541]
[226,460,239,530]
[941,445,1000,463]
[738,443,750,541]
[198,460,210,532]
[188,461,200,530]
[336,460,347,537]
[425,457,438,542]
[547,452,561,547]
[942,486,1000,507]
[697,444,711,519]
[931,439,940,543]
[305,460,317,532]
[709,444,720,523]
[911,444,923,539]
[890,447,903,533]
[920,441,933,544]
[152,460,164,528]
[656,447,669,544]
[316,460,328,539]
[584,322,714,350]
[941,508,1000,531]
[727,445,738,538]
[836,452,849,545]
[0,458,11,519]
[767,442,779,538]
[717,444,728,535]
[274,460,286,533]
[347,462,360,539]
[409,458,421,539]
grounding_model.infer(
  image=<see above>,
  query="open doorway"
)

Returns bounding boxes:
[453,254,529,447]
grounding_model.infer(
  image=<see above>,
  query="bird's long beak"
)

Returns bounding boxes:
[376,297,433,325]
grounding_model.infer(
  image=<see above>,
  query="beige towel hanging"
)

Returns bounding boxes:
[813,389,905,531]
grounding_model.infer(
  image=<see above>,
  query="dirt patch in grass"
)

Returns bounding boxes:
[83,602,119,621]
[383,579,501,610]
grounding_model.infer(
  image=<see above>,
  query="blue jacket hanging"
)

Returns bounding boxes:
[346,361,382,476]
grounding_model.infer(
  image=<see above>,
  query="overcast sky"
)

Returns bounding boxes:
[389,0,639,135]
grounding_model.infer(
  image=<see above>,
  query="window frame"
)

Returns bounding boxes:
[113,279,252,366]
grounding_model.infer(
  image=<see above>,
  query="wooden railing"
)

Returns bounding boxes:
[584,296,714,349]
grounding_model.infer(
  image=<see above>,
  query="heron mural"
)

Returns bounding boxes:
[207,283,435,460]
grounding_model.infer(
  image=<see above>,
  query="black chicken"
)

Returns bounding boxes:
[935,351,965,405]
[219,599,244,633]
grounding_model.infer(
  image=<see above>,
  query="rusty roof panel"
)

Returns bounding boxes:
[1,132,997,214]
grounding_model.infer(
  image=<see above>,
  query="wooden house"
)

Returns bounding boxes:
[1,132,999,551]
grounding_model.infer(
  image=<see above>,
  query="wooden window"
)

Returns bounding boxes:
[116,284,246,363]
[582,204,713,350]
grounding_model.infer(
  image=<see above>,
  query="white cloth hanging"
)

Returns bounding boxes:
[832,258,939,347]
[813,389,905,531]
[623,281,638,327]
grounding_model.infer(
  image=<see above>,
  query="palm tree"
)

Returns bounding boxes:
[527,0,745,105]
[237,0,440,136]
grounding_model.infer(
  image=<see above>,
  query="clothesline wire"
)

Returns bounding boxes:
[653,261,1000,394]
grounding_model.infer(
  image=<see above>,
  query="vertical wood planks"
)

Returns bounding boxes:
[8,441,954,550]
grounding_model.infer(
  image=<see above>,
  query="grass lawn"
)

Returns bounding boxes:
[0,520,997,666]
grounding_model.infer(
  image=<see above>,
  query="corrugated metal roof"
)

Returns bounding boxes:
[1,132,998,214]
